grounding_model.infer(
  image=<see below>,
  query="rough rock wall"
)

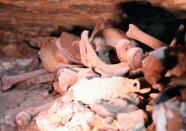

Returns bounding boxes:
[0,0,185,51]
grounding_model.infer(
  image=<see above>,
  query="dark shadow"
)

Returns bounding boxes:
[117,1,186,50]
[50,25,92,37]
[50,26,65,37]
[67,25,92,37]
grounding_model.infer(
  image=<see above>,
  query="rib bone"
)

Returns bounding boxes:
[80,30,131,76]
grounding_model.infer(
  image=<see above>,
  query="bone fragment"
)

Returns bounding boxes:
[16,101,54,127]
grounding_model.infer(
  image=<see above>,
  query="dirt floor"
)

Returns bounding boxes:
[0,55,56,131]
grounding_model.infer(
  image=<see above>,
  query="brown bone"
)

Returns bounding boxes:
[38,31,81,72]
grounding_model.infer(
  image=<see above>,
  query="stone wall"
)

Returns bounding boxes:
[0,0,185,50]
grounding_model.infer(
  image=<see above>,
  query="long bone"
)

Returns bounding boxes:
[16,73,55,89]
[1,33,82,91]
[1,63,83,91]
[89,23,169,76]
[1,69,49,91]
[126,24,167,49]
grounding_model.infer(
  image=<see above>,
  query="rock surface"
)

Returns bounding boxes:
[0,0,185,55]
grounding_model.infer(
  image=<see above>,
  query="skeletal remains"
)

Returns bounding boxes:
[1,11,186,130]
[1,18,168,91]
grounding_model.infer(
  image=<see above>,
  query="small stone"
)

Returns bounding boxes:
[116,110,145,130]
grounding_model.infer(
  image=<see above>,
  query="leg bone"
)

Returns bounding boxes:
[17,73,55,89]
[126,24,166,49]
[1,69,48,91]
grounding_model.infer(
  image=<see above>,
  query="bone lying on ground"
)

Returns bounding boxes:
[16,73,55,89]
[1,69,49,91]
[16,100,54,127]
[1,32,82,91]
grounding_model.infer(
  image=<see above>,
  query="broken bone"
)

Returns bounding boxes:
[1,69,48,91]
[126,24,167,49]
[16,101,54,127]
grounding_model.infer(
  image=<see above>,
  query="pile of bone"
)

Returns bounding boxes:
[1,12,185,131]
[34,76,186,131]
[35,77,147,131]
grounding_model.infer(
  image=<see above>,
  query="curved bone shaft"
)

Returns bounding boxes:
[1,69,48,91]
[126,24,166,49]
[80,30,131,76]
